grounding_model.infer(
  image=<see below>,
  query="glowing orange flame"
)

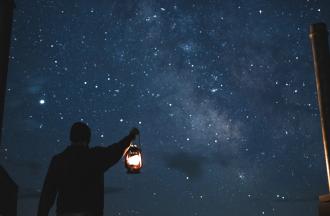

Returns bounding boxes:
[126,154,142,167]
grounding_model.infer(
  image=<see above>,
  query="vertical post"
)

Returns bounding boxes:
[0,1,17,216]
[0,0,15,145]
[309,23,330,215]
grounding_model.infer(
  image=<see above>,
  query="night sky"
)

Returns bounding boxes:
[1,0,330,215]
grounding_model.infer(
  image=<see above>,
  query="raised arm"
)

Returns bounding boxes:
[94,128,139,171]
[37,157,58,216]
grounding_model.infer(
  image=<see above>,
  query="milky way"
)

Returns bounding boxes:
[1,0,330,215]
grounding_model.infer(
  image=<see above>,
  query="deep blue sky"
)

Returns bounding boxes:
[1,0,330,215]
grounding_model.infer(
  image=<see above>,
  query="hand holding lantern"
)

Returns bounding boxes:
[125,128,142,174]
[129,128,139,139]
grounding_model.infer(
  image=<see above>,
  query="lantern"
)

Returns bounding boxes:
[125,143,142,174]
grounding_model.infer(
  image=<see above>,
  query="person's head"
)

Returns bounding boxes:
[70,122,91,146]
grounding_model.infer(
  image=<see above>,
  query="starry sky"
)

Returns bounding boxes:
[1,0,330,215]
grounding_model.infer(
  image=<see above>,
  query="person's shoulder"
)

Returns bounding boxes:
[50,153,61,163]
[48,148,72,168]
[51,148,69,161]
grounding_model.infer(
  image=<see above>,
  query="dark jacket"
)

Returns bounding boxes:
[37,134,134,216]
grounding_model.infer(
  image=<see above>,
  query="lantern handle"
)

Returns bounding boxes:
[130,133,141,148]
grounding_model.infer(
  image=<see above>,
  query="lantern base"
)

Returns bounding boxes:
[126,169,141,174]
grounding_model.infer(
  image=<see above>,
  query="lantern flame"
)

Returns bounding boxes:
[126,154,142,166]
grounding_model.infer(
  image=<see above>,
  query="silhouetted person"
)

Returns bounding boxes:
[37,122,139,216]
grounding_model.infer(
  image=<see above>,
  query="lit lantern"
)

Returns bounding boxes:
[125,144,142,173]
